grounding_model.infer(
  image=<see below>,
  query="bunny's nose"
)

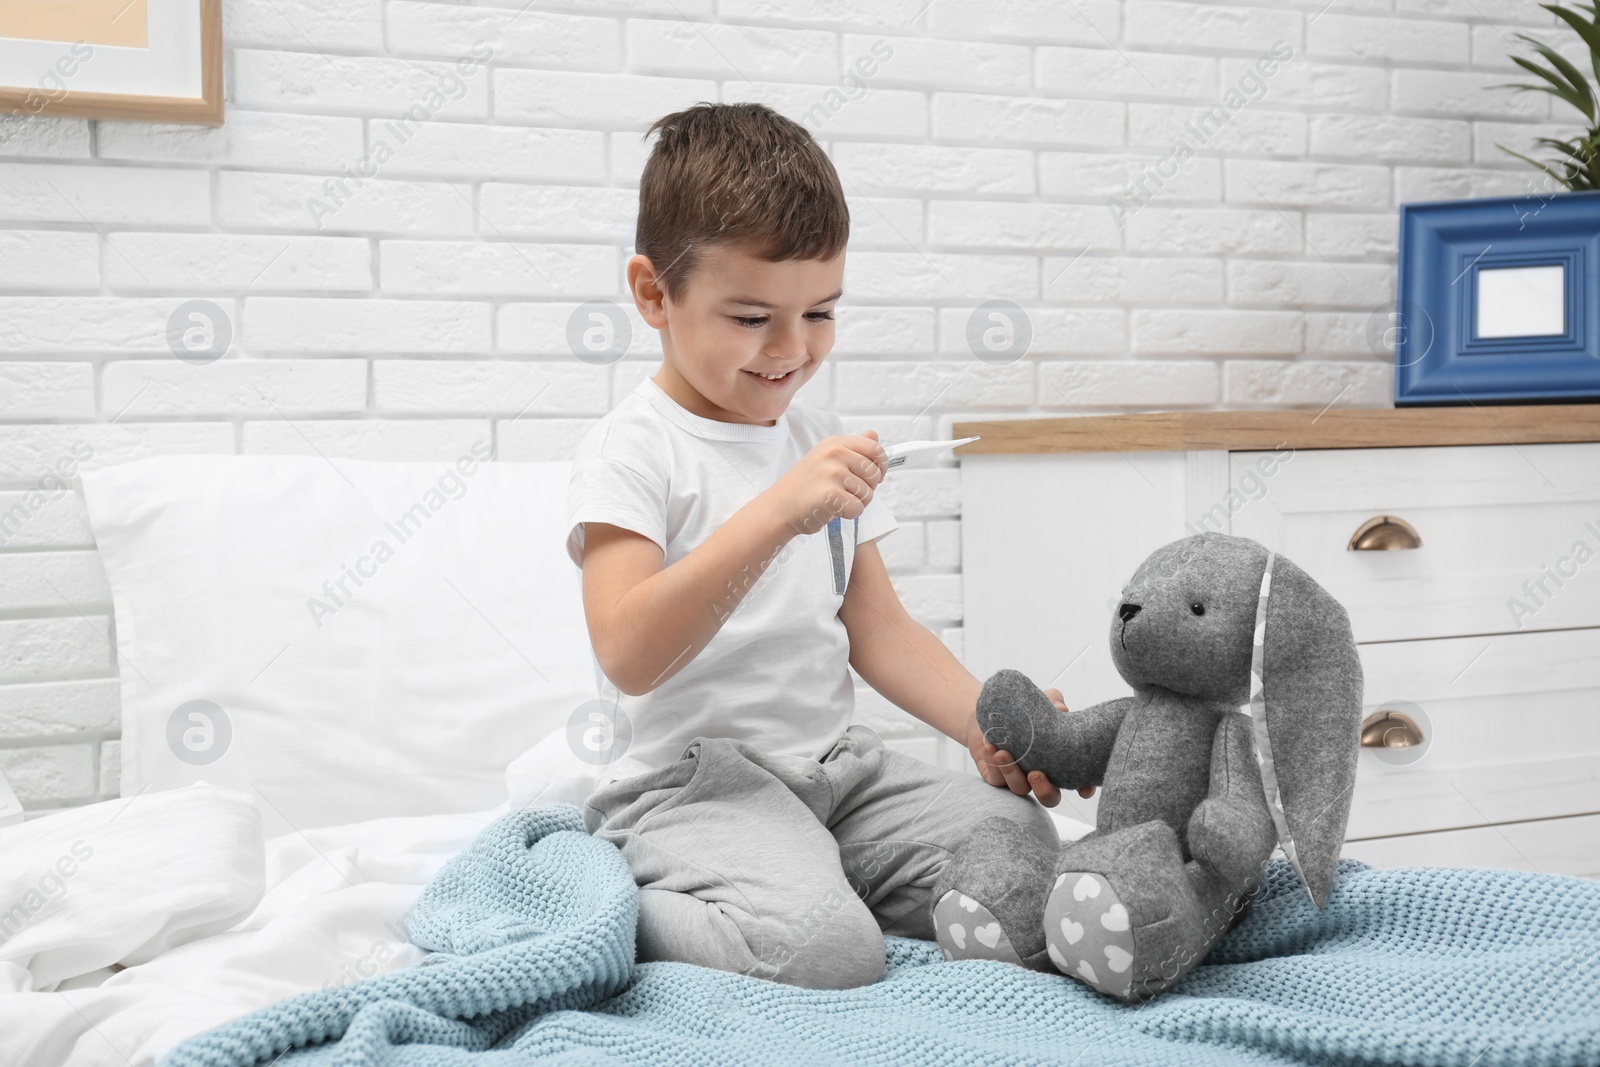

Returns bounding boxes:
[1119,602,1142,623]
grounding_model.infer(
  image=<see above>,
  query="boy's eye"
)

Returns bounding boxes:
[732,311,835,328]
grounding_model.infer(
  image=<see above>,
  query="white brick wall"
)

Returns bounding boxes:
[0,0,1562,812]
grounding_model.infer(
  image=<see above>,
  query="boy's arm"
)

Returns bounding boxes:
[581,511,788,696]
[839,543,1094,807]
[580,432,885,696]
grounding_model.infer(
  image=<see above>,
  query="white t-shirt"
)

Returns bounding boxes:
[566,376,898,790]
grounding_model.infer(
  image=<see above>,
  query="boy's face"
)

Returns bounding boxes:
[631,241,843,426]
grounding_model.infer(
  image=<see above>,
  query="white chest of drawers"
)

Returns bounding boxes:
[955,406,1600,882]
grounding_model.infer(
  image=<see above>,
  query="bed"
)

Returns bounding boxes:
[1,453,1597,1067]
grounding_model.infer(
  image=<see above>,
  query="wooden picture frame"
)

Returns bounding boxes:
[1394,190,1600,406]
[0,0,223,127]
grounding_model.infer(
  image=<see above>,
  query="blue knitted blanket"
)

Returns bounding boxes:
[161,804,1600,1067]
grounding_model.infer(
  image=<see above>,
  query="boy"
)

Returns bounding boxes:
[567,102,1082,990]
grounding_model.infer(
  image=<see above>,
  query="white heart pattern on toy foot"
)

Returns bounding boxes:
[933,889,1024,967]
[1043,872,1136,1001]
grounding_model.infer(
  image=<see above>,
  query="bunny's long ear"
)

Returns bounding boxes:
[1244,551,1364,910]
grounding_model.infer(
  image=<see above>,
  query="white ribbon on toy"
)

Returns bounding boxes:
[1242,550,1312,905]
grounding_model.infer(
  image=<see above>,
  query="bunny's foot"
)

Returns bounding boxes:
[1043,870,1139,999]
[1043,820,1231,1003]
[933,889,1023,965]
[932,815,1056,972]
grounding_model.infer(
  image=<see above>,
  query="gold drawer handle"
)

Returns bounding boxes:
[1348,515,1422,551]
[1360,711,1425,749]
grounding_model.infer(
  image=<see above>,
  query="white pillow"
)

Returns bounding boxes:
[78,454,597,836]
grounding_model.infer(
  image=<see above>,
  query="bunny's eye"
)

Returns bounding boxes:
[1190,603,1205,616]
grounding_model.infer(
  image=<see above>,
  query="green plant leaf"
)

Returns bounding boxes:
[1510,49,1595,119]
[1581,131,1600,185]
[1543,3,1600,85]
[1497,142,1579,189]
[1498,12,1600,188]
[1538,136,1600,184]
[1491,141,1580,185]
[1535,138,1587,163]
[1530,39,1598,115]
[1493,81,1561,95]
[1506,49,1577,98]
[1495,79,1589,119]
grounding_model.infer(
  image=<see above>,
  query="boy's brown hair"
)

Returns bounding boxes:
[636,102,850,304]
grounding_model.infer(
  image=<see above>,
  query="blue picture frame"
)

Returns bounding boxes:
[1394,190,1600,406]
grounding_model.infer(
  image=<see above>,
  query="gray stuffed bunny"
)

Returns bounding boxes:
[932,532,1362,1002]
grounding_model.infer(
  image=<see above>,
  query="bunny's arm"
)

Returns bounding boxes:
[1187,712,1278,886]
[976,668,1133,791]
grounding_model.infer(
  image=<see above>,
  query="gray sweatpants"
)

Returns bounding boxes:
[582,723,1060,990]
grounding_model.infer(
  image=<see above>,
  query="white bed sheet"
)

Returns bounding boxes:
[0,791,509,1067]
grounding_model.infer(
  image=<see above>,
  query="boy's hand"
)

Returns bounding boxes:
[763,430,887,536]
[966,686,1097,807]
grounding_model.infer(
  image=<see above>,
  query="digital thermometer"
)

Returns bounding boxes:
[882,436,981,471]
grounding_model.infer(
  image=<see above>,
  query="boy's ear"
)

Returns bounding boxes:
[626,253,671,324]
[1251,553,1363,910]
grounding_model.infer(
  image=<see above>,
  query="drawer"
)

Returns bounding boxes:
[1342,813,1600,881]
[1347,628,1600,840]
[1349,752,1600,840]
[1223,442,1600,642]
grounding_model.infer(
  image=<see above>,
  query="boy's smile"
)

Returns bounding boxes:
[629,241,844,427]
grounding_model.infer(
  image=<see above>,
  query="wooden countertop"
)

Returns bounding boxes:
[951,404,1600,454]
